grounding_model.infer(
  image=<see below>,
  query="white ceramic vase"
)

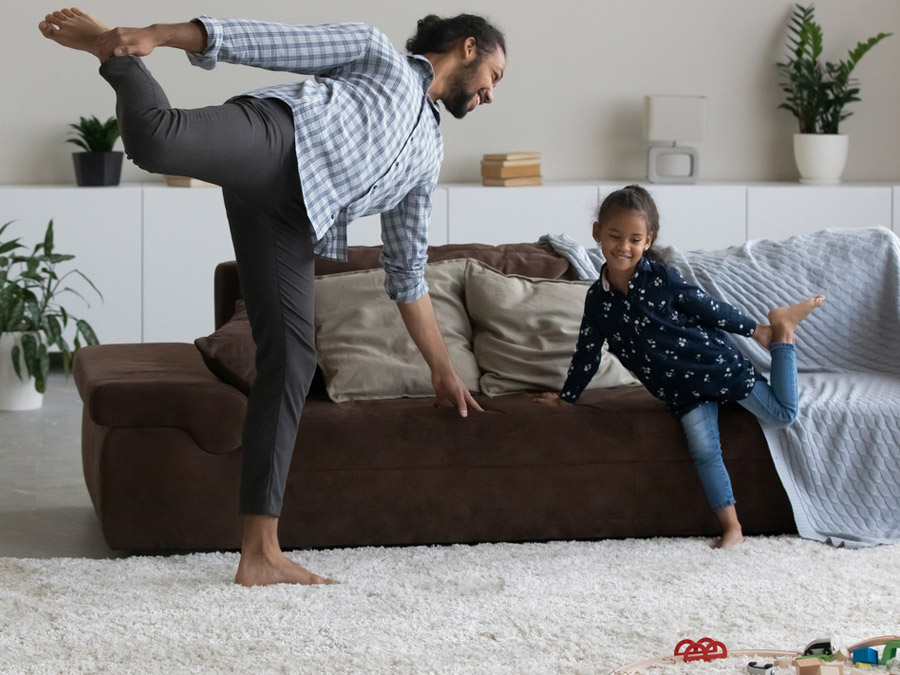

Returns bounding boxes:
[792,133,849,185]
[0,332,43,411]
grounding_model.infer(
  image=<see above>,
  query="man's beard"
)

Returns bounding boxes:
[443,57,483,119]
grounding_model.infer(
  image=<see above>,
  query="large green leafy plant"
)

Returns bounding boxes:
[777,4,892,134]
[67,115,120,153]
[0,220,100,393]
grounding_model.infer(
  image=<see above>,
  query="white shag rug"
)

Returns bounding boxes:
[2,536,899,674]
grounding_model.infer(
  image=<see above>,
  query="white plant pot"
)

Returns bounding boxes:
[792,133,849,185]
[0,332,44,411]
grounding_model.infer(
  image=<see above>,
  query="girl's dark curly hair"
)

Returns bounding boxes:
[406,14,506,58]
[597,185,661,259]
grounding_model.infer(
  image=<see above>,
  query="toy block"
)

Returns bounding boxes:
[793,658,842,675]
[852,647,878,667]
[880,639,900,665]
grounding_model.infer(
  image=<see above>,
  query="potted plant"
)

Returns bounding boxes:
[0,219,101,410]
[777,4,892,184]
[68,115,123,187]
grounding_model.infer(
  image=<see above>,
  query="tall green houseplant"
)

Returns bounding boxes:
[777,4,892,134]
[0,219,101,394]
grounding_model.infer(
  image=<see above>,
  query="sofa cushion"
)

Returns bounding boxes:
[465,260,639,396]
[194,300,256,395]
[314,258,481,402]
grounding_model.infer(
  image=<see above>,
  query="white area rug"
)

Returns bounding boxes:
[2,536,899,674]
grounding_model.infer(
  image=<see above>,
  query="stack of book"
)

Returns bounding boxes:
[481,152,541,187]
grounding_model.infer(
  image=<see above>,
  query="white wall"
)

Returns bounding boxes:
[4,0,900,186]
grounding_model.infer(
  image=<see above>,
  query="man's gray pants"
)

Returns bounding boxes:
[100,55,316,517]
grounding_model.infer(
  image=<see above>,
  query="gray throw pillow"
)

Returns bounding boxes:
[464,259,639,396]
[314,259,480,402]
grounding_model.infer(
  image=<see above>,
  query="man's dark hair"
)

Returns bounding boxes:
[406,14,506,57]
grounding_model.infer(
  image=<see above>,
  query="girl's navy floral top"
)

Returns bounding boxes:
[560,257,761,417]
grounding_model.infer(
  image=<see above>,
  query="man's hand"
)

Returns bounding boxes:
[432,368,483,417]
[532,392,570,407]
[396,292,483,419]
[95,26,161,60]
[97,22,207,60]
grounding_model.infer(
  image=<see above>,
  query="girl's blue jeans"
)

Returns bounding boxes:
[679,343,798,511]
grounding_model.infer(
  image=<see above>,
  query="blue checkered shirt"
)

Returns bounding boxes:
[188,17,444,302]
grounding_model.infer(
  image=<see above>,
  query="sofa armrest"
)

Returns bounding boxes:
[73,343,246,455]
[214,261,242,329]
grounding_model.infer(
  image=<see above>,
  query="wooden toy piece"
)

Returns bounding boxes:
[611,649,799,674]
[851,647,878,668]
[879,639,900,666]
[792,657,842,675]
[846,635,900,653]
[674,637,728,662]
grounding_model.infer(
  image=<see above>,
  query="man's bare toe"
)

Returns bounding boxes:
[38,7,108,58]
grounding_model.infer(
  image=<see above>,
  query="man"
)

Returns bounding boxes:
[39,7,506,586]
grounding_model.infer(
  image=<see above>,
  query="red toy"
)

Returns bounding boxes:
[674,637,729,662]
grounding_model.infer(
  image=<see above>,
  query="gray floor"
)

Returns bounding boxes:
[0,367,121,559]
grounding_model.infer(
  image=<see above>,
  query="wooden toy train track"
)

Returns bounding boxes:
[611,635,900,674]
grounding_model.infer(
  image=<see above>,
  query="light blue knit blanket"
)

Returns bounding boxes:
[541,228,900,547]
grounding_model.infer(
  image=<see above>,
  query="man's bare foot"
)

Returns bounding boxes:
[234,514,336,587]
[235,550,337,587]
[38,8,108,61]
[712,529,746,550]
[767,295,826,344]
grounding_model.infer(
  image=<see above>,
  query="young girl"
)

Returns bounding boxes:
[535,185,824,549]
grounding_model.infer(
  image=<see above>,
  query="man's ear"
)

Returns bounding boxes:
[462,36,477,60]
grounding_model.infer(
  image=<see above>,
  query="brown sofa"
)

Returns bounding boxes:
[73,242,795,552]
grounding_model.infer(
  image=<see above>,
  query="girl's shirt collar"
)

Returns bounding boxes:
[599,257,651,293]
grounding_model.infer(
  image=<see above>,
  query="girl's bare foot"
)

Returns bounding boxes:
[712,529,745,549]
[713,505,744,549]
[767,295,826,343]
[38,8,108,60]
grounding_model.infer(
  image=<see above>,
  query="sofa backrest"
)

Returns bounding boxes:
[214,242,575,328]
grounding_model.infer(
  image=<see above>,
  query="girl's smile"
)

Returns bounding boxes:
[593,208,653,292]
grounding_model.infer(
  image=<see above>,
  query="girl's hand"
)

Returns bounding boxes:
[752,324,773,349]
[532,392,570,407]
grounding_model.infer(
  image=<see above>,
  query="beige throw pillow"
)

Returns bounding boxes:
[314,259,480,402]
[465,259,639,396]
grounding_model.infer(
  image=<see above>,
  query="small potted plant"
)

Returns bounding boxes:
[0,219,101,410]
[777,4,892,184]
[68,115,123,187]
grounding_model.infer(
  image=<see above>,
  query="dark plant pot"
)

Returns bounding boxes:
[72,151,124,187]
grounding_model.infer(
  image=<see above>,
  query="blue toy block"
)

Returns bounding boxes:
[852,647,878,666]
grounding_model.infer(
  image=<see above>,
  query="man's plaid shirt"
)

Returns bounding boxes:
[189,17,444,302]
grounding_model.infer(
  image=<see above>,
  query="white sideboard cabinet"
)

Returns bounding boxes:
[599,183,747,252]
[0,186,143,345]
[348,187,449,247]
[142,186,237,343]
[894,186,900,233]
[2,182,898,344]
[747,184,893,240]
[445,183,600,249]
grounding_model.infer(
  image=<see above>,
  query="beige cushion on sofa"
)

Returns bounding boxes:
[465,259,639,397]
[314,259,480,402]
